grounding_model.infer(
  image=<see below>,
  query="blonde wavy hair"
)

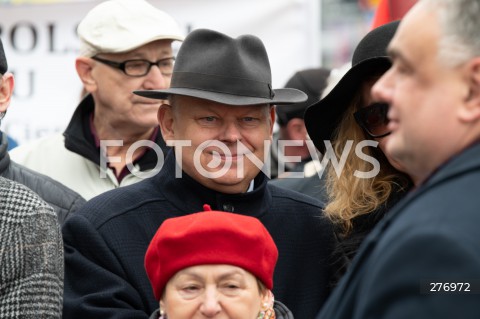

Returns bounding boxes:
[324,83,409,236]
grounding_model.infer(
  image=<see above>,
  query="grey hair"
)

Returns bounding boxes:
[422,0,480,67]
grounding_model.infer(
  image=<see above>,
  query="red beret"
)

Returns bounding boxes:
[144,207,278,301]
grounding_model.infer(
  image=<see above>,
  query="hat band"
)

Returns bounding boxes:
[171,71,275,99]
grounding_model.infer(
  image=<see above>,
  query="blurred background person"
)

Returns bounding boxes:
[10,0,184,200]
[0,37,85,223]
[305,21,412,285]
[145,207,293,319]
[269,67,330,200]
[270,67,330,178]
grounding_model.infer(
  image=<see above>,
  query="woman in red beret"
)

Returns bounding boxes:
[144,205,292,319]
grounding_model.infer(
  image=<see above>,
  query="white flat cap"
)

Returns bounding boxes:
[78,0,184,57]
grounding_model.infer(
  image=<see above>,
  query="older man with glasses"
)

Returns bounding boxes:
[10,0,184,200]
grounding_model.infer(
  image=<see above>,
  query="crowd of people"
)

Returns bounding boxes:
[1,0,480,318]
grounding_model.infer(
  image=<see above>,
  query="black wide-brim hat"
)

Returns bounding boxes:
[305,20,400,153]
[134,28,307,105]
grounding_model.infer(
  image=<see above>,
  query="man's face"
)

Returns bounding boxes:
[372,3,468,184]
[89,39,173,133]
[159,96,275,194]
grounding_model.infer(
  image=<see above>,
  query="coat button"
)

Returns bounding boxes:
[222,203,234,212]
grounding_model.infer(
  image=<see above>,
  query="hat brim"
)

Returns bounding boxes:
[134,87,307,106]
[305,57,391,154]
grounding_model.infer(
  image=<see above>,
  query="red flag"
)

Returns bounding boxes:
[371,0,418,29]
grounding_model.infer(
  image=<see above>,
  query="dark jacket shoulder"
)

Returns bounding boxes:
[0,133,86,223]
[67,174,166,227]
[4,161,86,224]
[268,182,325,208]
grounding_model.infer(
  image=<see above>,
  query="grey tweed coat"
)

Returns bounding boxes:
[0,176,63,318]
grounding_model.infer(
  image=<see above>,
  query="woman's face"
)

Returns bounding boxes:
[160,264,269,319]
[361,78,406,172]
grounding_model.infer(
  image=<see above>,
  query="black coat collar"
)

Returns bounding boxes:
[63,94,168,171]
[346,142,480,277]
[155,150,271,218]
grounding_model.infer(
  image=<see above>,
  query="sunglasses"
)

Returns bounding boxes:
[353,102,391,138]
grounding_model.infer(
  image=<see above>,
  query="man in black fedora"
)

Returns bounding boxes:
[62,29,335,319]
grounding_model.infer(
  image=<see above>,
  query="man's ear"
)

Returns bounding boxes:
[269,105,276,136]
[158,103,175,142]
[460,57,480,122]
[76,57,97,93]
[0,73,14,113]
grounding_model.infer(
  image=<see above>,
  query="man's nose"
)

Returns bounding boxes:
[371,68,394,104]
[143,65,169,90]
[220,121,241,144]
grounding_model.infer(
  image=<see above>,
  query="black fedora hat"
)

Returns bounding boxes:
[305,20,400,153]
[134,28,307,105]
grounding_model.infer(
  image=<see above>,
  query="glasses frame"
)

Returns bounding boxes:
[91,56,175,77]
[353,102,391,139]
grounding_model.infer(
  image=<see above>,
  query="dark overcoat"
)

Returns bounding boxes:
[63,152,335,319]
[317,142,480,319]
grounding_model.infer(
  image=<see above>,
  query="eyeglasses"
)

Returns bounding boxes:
[91,56,175,77]
[353,102,391,138]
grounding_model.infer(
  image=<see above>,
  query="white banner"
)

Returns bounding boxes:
[0,0,320,144]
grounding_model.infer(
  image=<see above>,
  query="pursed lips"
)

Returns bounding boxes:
[387,108,399,132]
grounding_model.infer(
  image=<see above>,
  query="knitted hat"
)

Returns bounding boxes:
[144,207,278,301]
[77,0,184,57]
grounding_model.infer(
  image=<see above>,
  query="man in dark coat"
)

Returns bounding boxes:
[63,29,335,319]
[316,1,480,318]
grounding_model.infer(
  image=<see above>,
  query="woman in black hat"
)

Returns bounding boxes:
[305,21,413,286]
